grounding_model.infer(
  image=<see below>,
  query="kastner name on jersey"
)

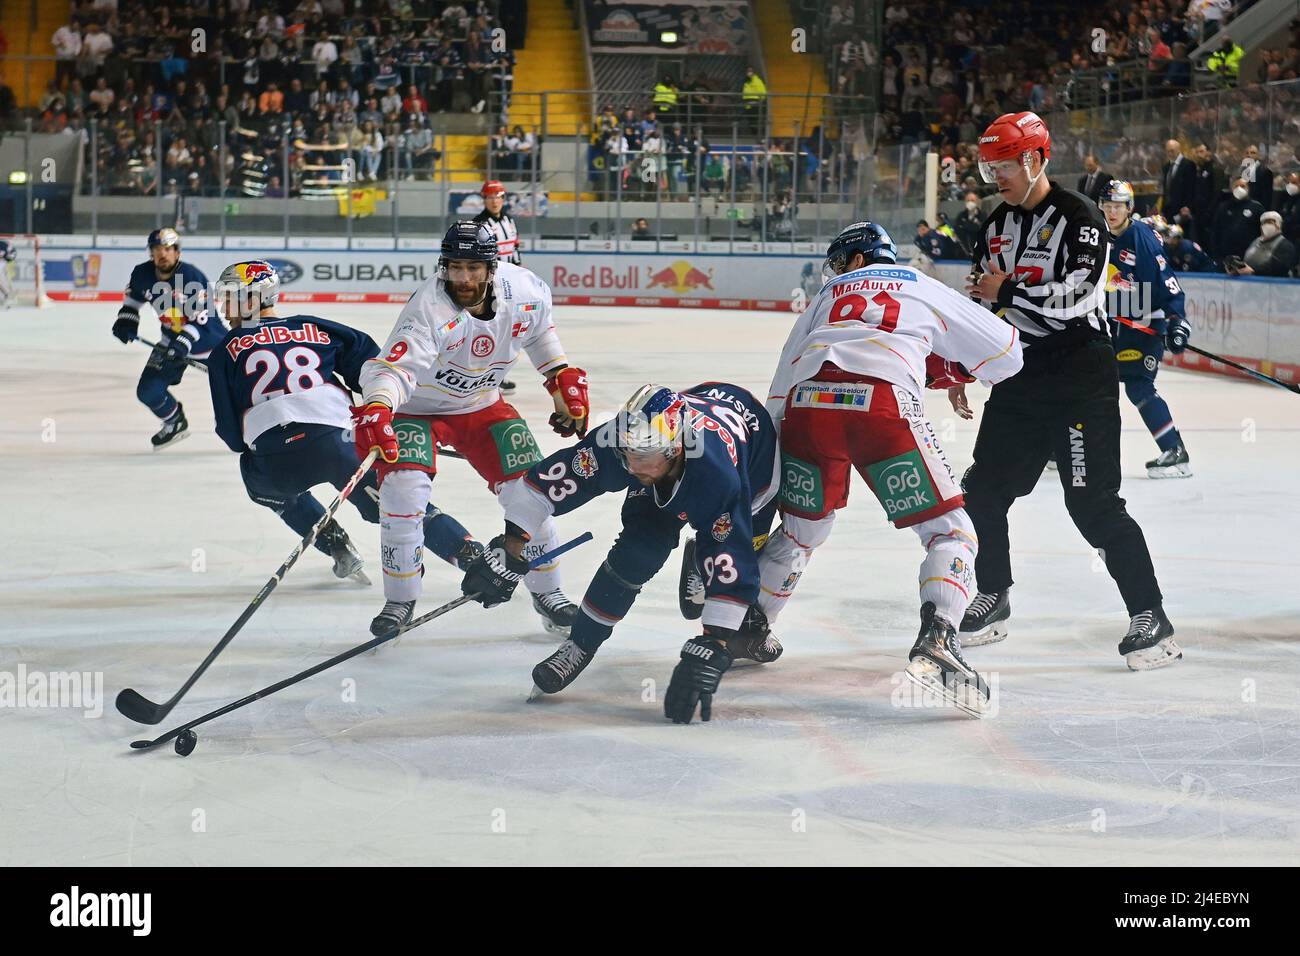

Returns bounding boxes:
[766,263,1023,425]
[360,261,566,415]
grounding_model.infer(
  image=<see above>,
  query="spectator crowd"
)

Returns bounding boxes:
[38,0,525,197]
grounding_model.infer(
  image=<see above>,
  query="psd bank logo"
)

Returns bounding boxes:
[646,260,714,293]
[263,258,303,284]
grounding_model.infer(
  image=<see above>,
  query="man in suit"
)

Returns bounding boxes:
[1237,144,1273,207]
[1160,139,1196,236]
[1077,154,1106,203]
[1191,141,1228,258]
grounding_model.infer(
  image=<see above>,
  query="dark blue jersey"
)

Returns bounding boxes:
[207,315,380,453]
[123,260,226,353]
[505,382,779,630]
[1106,219,1186,329]
[1163,237,1215,273]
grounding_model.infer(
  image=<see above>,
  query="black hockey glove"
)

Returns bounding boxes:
[1165,315,1190,354]
[112,309,139,344]
[461,534,530,608]
[664,634,733,724]
[164,332,196,362]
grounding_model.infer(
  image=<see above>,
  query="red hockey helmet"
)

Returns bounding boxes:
[977,111,1051,183]
[481,180,506,197]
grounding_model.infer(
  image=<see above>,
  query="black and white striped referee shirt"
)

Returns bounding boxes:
[473,209,522,264]
[971,182,1110,347]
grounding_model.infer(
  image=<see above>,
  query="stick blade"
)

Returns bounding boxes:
[129,738,160,749]
[116,687,167,724]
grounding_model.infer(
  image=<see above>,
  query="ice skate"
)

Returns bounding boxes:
[1146,444,1192,479]
[531,588,578,636]
[1118,607,1182,670]
[529,639,594,699]
[905,602,990,718]
[319,519,369,585]
[369,599,415,642]
[150,405,190,450]
[723,606,783,665]
[959,589,1010,647]
[678,536,705,620]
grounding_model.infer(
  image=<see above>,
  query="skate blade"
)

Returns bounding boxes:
[348,568,372,586]
[527,683,546,702]
[905,658,989,718]
[1146,464,1193,479]
[959,621,1007,648]
[1124,637,1183,671]
[537,617,572,638]
[151,431,191,452]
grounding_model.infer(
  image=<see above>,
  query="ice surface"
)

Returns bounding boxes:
[2,302,1298,865]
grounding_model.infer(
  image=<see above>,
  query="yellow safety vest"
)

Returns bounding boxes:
[653,83,677,109]
[743,75,767,102]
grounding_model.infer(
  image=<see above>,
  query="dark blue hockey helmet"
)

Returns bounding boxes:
[822,221,897,281]
[147,227,181,249]
[439,221,498,266]
[439,221,498,308]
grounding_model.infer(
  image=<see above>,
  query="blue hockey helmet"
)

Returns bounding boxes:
[147,227,181,249]
[438,221,498,308]
[822,222,897,281]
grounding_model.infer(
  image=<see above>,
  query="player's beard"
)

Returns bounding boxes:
[452,280,489,311]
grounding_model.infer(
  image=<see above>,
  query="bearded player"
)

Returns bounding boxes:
[352,222,591,639]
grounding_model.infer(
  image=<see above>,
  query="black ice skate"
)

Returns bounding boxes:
[678,536,705,620]
[529,639,594,699]
[531,588,578,636]
[320,519,369,585]
[1146,444,1192,479]
[723,606,784,665]
[905,602,991,718]
[959,589,1010,647]
[450,538,485,570]
[370,600,415,640]
[1118,607,1182,670]
[499,379,517,395]
[150,404,190,450]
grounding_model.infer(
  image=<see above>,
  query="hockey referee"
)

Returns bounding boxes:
[474,179,522,393]
[957,111,1181,671]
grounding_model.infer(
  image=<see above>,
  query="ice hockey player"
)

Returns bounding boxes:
[962,111,1181,670]
[207,260,482,583]
[473,180,521,394]
[760,222,1024,717]
[353,222,590,639]
[458,381,781,724]
[110,228,227,449]
[0,238,15,309]
[1098,179,1193,478]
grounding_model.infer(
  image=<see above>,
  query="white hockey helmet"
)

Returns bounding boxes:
[215,260,281,322]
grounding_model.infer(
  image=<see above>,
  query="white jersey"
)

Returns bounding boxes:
[766,263,1023,426]
[360,261,567,416]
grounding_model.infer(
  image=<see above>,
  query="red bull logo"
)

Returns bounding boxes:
[238,261,273,282]
[711,513,733,542]
[646,261,714,293]
[571,447,598,478]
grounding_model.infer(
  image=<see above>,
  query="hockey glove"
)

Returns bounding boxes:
[164,332,196,363]
[111,309,139,344]
[924,354,975,390]
[1165,316,1190,354]
[461,534,530,608]
[351,402,399,463]
[545,366,590,437]
[664,634,733,724]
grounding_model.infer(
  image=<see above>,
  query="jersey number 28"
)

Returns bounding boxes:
[246,347,325,403]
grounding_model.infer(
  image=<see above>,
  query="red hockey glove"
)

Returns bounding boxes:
[924,354,976,390]
[545,366,589,437]
[351,402,399,463]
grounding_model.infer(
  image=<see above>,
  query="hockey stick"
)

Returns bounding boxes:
[115,449,381,725]
[129,531,594,753]
[138,336,209,372]
[1112,318,1299,394]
